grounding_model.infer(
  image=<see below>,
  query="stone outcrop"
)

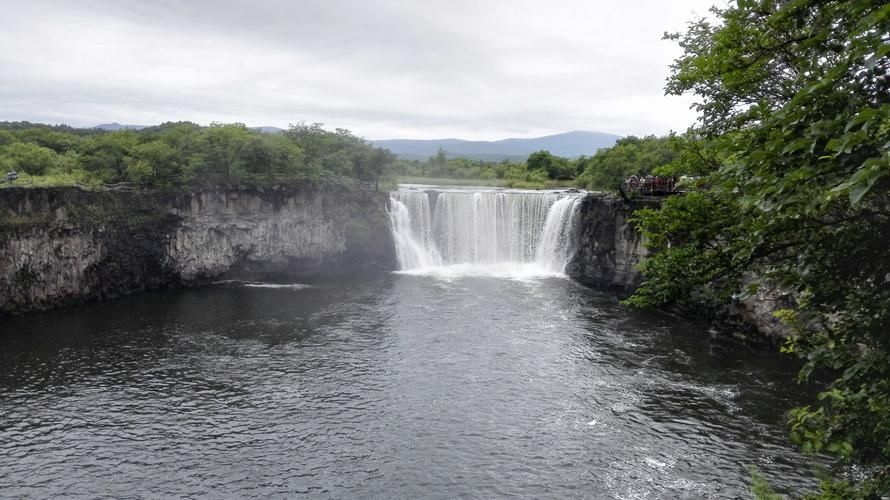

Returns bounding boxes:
[567,193,789,340]
[0,184,395,314]
[566,195,653,291]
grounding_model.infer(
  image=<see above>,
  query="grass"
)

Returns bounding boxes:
[396,176,582,189]
[749,467,784,500]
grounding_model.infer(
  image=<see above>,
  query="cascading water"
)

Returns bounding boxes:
[388,193,443,269]
[388,186,584,276]
[535,195,584,273]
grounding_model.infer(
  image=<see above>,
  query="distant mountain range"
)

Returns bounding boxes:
[95,122,147,131]
[92,124,620,160]
[252,126,285,134]
[371,131,621,161]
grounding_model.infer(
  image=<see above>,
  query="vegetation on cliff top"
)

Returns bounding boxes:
[0,122,396,190]
[393,136,676,190]
[628,0,890,496]
[0,120,682,192]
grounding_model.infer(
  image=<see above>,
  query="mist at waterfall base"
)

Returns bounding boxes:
[0,186,826,497]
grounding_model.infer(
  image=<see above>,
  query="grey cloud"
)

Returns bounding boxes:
[1,0,715,139]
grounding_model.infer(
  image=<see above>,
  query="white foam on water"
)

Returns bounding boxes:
[394,262,566,280]
[242,283,311,290]
[213,280,311,290]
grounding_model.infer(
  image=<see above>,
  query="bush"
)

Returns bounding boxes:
[0,142,61,175]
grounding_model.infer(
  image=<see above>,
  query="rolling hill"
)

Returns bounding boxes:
[371,131,621,161]
[95,122,147,131]
[89,125,620,161]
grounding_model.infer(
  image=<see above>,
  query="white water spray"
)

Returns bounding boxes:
[389,187,584,277]
[389,196,443,269]
[535,195,584,273]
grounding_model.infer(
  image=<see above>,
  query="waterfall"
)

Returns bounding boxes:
[535,195,584,273]
[388,195,442,269]
[389,187,584,276]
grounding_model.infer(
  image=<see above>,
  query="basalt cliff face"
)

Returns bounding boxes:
[0,185,395,314]
[1,186,788,340]
[566,195,651,291]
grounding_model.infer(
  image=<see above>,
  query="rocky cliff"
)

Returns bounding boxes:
[566,195,652,291]
[567,194,789,340]
[0,187,789,339]
[0,184,395,314]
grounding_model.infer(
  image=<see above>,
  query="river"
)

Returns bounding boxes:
[0,186,824,498]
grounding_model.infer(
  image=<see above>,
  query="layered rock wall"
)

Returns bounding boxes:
[566,195,652,291]
[0,185,395,314]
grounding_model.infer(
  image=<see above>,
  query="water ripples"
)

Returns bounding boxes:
[0,275,828,498]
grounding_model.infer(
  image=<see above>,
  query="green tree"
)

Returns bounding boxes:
[526,150,575,180]
[17,129,81,153]
[430,148,448,177]
[285,122,374,178]
[240,133,306,178]
[194,123,254,179]
[0,130,16,147]
[0,142,60,175]
[80,130,139,181]
[155,122,203,158]
[577,136,675,190]
[363,147,397,190]
[630,0,890,495]
[126,140,181,185]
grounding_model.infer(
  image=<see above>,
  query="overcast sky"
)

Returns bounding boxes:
[0,0,718,140]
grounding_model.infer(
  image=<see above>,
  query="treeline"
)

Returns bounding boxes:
[0,120,679,192]
[395,149,570,187]
[395,135,675,190]
[0,122,396,188]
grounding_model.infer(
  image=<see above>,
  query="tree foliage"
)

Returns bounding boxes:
[394,143,660,188]
[0,142,62,176]
[577,135,675,190]
[0,121,397,189]
[527,150,575,180]
[629,0,890,495]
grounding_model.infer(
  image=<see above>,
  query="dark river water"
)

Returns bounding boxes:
[0,274,824,498]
